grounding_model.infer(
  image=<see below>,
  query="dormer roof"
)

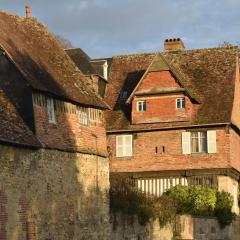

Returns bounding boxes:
[104,47,238,131]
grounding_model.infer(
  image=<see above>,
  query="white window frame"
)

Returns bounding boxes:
[182,130,217,154]
[116,135,133,158]
[176,98,186,109]
[46,98,56,124]
[190,132,207,153]
[136,100,146,112]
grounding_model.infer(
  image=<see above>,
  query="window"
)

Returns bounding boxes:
[182,130,216,154]
[120,91,128,100]
[176,98,185,109]
[116,135,132,157]
[46,98,56,124]
[137,100,146,112]
[191,132,207,153]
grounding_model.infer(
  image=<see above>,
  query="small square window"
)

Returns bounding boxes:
[176,98,186,109]
[137,100,146,112]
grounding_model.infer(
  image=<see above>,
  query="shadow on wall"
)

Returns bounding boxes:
[0,44,109,239]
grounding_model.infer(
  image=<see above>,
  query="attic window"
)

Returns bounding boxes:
[137,100,146,112]
[46,98,56,124]
[176,98,185,109]
[120,91,128,100]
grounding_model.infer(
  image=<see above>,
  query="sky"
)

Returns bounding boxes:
[1,0,240,58]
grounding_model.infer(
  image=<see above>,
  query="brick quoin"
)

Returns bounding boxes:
[0,190,7,240]
[18,193,29,234]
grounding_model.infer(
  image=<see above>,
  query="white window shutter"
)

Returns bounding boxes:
[116,136,123,157]
[182,132,191,154]
[125,135,133,157]
[207,130,217,153]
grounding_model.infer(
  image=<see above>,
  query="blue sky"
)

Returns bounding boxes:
[1,0,240,57]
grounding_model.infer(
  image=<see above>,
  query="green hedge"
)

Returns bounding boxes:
[110,176,235,228]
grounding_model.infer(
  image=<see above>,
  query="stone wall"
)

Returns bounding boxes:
[111,214,240,240]
[0,144,110,240]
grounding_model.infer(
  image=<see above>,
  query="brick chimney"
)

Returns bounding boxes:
[25,5,31,18]
[164,38,185,51]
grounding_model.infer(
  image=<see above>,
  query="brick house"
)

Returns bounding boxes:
[100,39,240,213]
[0,11,110,239]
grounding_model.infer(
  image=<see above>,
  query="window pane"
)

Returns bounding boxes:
[177,99,181,109]
[191,132,207,153]
[191,132,198,152]
[199,132,207,152]
[182,98,186,108]
[143,101,146,111]
[137,101,146,112]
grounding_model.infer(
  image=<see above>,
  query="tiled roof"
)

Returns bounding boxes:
[0,11,108,109]
[105,47,238,131]
[66,48,99,76]
[0,90,41,147]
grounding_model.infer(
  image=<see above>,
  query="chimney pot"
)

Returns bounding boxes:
[25,5,31,18]
[164,38,185,51]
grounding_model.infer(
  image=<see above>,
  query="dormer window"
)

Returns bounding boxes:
[137,100,146,112]
[46,97,56,124]
[176,98,185,109]
[120,91,128,100]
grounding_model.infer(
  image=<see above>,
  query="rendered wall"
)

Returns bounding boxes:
[0,145,110,240]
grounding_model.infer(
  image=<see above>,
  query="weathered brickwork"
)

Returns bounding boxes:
[0,145,110,240]
[132,94,193,124]
[230,129,240,172]
[109,128,230,173]
[131,71,196,124]
[33,100,107,156]
[138,71,179,91]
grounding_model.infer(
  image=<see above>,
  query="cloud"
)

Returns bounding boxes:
[1,0,240,57]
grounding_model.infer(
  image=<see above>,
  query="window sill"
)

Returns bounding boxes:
[190,152,208,156]
[116,156,133,160]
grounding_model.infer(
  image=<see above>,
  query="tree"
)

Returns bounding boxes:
[55,35,74,49]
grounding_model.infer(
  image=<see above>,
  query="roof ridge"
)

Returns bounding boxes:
[107,46,239,59]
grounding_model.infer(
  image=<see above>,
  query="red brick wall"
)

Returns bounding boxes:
[33,104,107,156]
[132,94,193,124]
[138,71,179,91]
[108,128,231,173]
[230,128,240,172]
[132,71,195,124]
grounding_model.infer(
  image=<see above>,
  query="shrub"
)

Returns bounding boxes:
[165,185,235,227]
[215,191,235,228]
[110,176,235,228]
